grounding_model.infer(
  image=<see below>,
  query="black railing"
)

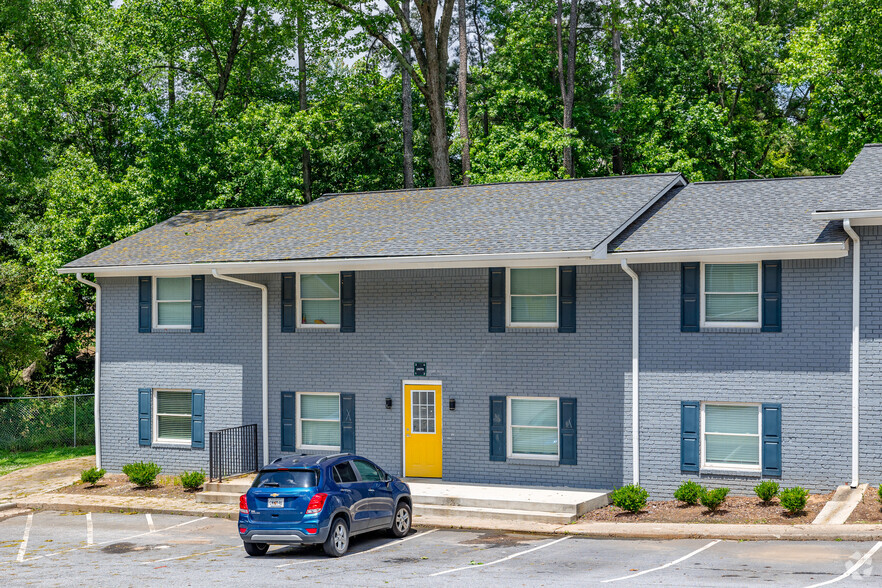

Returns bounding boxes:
[209,423,259,482]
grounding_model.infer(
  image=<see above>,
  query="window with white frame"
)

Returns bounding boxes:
[507,397,559,459]
[299,273,340,327]
[154,389,192,444]
[701,403,761,470]
[154,277,191,328]
[702,263,760,327]
[507,268,558,327]
[297,392,341,450]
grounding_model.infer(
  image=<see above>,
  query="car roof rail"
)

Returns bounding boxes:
[317,452,352,464]
[271,457,283,463]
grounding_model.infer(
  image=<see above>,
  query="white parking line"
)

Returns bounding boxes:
[601,539,721,583]
[146,514,155,533]
[86,513,94,546]
[804,541,882,588]
[429,535,571,577]
[140,546,238,565]
[16,513,33,562]
[275,528,438,568]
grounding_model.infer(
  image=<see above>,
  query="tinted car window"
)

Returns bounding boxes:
[333,462,358,483]
[252,470,317,488]
[352,460,383,482]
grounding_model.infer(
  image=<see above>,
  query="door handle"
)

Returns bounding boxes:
[368,488,375,493]
[341,488,352,493]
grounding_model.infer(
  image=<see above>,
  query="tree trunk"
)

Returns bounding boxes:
[457,0,470,185]
[402,0,414,188]
[611,4,623,175]
[471,0,488,136]
[297,8,312,203]
[562,0,579,178]
[214,4,249,104]
[168,59,175,109]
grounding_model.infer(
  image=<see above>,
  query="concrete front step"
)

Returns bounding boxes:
[197,491,243,504]
[406,481,609,516]
[414,504,575,524]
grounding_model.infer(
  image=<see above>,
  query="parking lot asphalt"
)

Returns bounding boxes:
[1,511,881,587]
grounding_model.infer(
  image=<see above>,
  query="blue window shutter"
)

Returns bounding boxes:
[281,273,296,332]
[488,268,505,333]
[138,277,152,333]
[191,390,205,449]
[761,260,782,332]
[138,388,151,446]
[558,266,576,333]
[489,396,506,461]
[281,391,295,451]
[681,263,700,332]
[340,393,355,452]
[340,271,355,333]
[762,403,782,477]
[559,397,577,465]
[191,276,205,333]
[681,401,700,472]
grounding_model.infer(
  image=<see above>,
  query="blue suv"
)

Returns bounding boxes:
[238,453,412,557]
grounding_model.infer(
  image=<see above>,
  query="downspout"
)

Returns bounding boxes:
[843,220,860,488]
[211,270,269,466]
[620,260,639,485]
[76,273,102,469]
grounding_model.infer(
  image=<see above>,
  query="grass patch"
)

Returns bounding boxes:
[0,446,95,477]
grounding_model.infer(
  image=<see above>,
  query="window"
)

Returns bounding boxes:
[701,403,761,471]
[297,392,341,450]
[701,263,760,327]
[252,470,317,488]
[154,277,191,328]
[507,397,559,459]
[411,389,436,433]
[299,273,340,328]
[333,461,357,484]
[154,390,191,444]
[352,460,383,482]
[507,268,558,327]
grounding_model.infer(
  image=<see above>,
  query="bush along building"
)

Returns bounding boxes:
[60,144,882,498]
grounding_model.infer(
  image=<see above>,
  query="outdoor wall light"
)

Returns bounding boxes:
[449,398,456,411]
[385,397,392,409]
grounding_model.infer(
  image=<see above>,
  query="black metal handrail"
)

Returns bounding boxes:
[209,423,259,482]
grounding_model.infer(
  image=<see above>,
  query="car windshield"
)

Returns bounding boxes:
[252,470,317,488]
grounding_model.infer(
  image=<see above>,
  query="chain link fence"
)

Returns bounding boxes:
[0,394,95,452]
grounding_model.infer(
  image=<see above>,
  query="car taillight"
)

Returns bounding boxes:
[239,494,248,514]
[305,528,317,534]
[239,527,247,534]
[306,493,327,514]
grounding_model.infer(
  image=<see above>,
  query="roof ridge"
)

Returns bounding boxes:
[692,174,840,186]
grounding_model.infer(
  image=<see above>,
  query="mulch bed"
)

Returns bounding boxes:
[580,492,832,524]
[52,474,203,500]
[846,486,882,523]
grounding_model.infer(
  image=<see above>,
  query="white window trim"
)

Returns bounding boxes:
[506,396,560,460]
[152,276,191,330]
[505,267,559,328]
[409,388,437,435]
[296,391,341,451]
[700,262,761,329]
[296,273,341,330]
[152,388,192,446]
[700,402,762,472]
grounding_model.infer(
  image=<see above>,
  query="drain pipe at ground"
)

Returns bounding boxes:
[211,270,269,466]
[620,259,640,485]
[843,220,861,488]
[75,273,102,469]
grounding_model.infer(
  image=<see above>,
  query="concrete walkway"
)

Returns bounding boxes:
[0,456,95,503]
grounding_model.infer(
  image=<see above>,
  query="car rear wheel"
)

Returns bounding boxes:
[390,502,411,537]
[243,542,269,556]
[323,517,349,557]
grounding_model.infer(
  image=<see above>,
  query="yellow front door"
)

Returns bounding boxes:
[403,382,442,477]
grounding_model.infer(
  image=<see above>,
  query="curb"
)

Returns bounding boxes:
[0,502,16,512]
[17,500,236,521]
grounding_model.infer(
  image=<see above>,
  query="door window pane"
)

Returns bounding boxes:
[333,462,357,483]
[411,389,435,434]
[352,460,383,482]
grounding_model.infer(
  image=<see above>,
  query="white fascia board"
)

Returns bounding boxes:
[591,174,688,260]
[608,241,849,263]
[812,210,882,226]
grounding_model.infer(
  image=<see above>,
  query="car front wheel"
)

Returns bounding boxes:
[323,517,349,557]
[244,542,269,556]
[390,502,411,537]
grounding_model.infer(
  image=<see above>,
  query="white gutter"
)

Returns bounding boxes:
[620,259,639,485]
[211,270,269,466]
[75,273,102,469]
[843,220,860,488]
[813,209,882,221]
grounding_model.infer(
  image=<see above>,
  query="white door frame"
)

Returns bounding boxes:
[401,379,443,478]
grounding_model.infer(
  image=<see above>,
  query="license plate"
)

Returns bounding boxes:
[267,498,284,508]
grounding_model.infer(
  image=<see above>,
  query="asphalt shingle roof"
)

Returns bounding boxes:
[816,144,882,212]
[611,175,847,252]
[63,174,682,269]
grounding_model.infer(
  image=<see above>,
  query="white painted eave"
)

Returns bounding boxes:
[813,210,882,226]
[607,241,849,263]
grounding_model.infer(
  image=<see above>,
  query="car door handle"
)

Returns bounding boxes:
[341,488,352,493]
[368,488,375,493]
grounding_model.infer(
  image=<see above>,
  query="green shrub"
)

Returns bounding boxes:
[80,467,106,485]
[611,484,649,513]
[700,487,730,512]
[122,462,161,487]
[673,480,703,505]
[180,470,206,491]
[780,487,810,514]
[754,480,780,504]
[877,485,882,504]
